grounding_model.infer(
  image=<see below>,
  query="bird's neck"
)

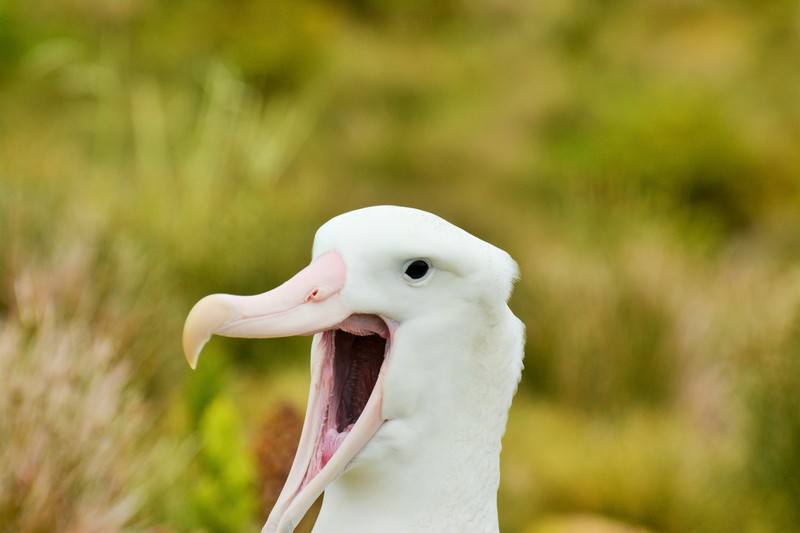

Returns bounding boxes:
[315,434,503,533]
[313,307,524,533]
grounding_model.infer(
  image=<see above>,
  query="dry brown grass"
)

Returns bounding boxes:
[0,242,164,533]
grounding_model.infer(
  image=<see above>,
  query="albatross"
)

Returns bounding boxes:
[182,205,525,533]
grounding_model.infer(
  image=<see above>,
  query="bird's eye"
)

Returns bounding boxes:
[403,259,431,282]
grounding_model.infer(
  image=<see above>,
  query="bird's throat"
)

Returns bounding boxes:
[313,425,505,533]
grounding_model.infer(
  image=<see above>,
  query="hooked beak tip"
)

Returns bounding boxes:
[185,348,199,370]
[182,323,206,370]
[182,294,235,370]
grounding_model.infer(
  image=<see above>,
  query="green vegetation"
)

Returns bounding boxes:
[1,1,799,531]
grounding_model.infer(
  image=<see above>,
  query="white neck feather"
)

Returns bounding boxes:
[312,305,524,533]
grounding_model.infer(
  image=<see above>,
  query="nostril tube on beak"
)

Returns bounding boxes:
[306,285,337,303]
[306,288,320,302]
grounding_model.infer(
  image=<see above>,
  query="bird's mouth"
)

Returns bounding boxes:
[263,314,392,532]
[300,315,389,490]
[181,251,393,532]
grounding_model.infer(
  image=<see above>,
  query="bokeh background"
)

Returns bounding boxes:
[1,1,799,532]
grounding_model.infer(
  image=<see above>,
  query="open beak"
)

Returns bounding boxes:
[182,250,391,533]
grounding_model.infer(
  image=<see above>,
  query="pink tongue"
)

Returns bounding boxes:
[302,424,353,490]
[321,426,352,466]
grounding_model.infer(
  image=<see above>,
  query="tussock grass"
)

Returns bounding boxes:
[0,243,165,532]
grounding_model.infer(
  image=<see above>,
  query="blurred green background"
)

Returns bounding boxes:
[1,0,799,531]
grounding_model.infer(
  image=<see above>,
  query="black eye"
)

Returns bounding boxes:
[403,259,431,281]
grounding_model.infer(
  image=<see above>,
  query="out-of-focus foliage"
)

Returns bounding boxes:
[0,242,178,532]
[192,397,258,532]
[0,0,799,531]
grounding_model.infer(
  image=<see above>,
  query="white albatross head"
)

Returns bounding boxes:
[183,205,525,533]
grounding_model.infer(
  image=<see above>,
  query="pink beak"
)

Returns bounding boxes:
[182,251,349,369]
